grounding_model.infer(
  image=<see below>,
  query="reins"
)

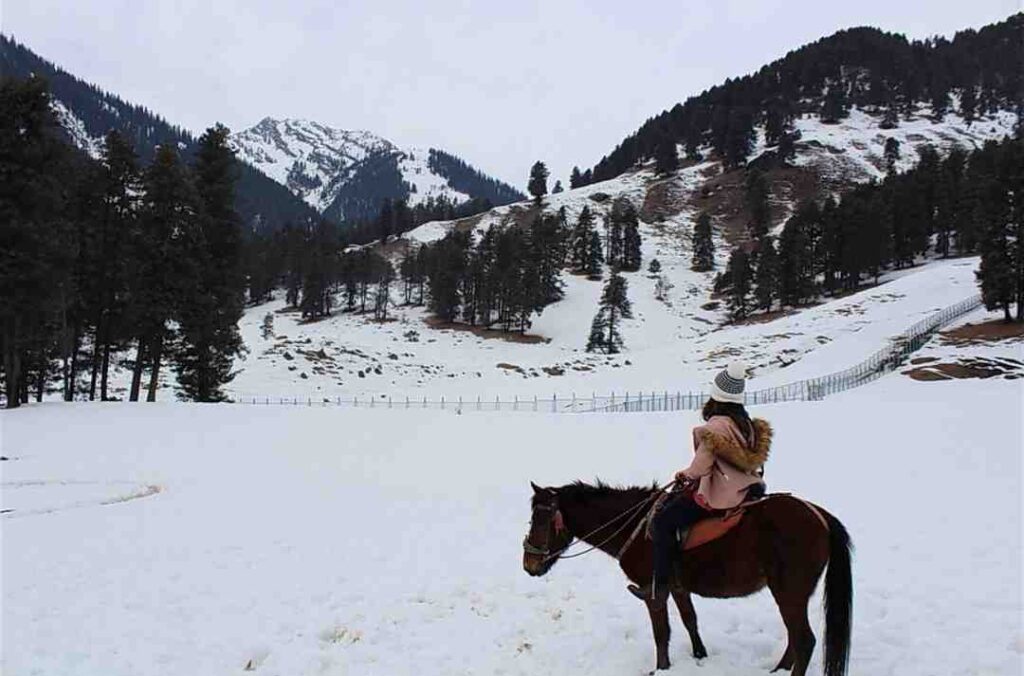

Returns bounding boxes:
[535,480,675,565]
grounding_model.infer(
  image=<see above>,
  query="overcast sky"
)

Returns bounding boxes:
[2,1,1018,189]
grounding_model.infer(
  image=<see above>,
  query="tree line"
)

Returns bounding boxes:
[577,14,1023,183]
[1,77,248,408]
[715,137,1024,322]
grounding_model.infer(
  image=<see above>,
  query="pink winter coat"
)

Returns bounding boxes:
[680,415,772,510]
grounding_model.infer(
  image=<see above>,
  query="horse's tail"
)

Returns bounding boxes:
[821,509,853,676]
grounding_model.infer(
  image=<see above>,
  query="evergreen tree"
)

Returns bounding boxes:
[960,86,978,125]
[884,137,901,174]
[527,161,549,202]
[753,237,779,312]
[648,258,662,274]
[175,125,245,402]
[569,166,583,189]
[821,83,848,124]
[726,248,753,322]
[86,129,138,401]
[0,77,70,408]
[552,180,564,194]
[584,229,604,280]
[585,270,633,354]
[616,201,643,272]
[132,144,195,402]
[654,138,679,175]
[879,98,899,129]
[570,206,596,272]
[298,221,337,320]
[692,212,715,271]
[778,202,817,306]
[745,169,771,239]
[373,257,396,321]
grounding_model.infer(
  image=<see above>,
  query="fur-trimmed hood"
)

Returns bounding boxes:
[693,416,772,473]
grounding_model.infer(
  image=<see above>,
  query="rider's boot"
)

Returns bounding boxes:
[627,580,670,604]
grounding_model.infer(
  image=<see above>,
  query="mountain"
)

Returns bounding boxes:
[0,36,523,232]
[0,34,321,233]
[584,14,1023,183]
[230,117,524,223]
[411,14,1021,249]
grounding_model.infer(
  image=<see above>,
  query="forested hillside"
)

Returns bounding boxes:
[579,14,1023,184]
[0,35,322,231]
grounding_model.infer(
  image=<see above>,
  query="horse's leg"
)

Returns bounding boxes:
[768,585,815,676]
[771,644,794,672]
[644,599,672,671]
[671,589,707,659]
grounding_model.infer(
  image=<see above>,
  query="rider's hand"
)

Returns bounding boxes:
[674,470,691,483]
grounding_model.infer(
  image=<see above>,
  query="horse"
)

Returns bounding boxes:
[522,481,852,676]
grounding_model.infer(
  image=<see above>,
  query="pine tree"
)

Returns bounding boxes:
[960,86,978,125]
[552,180,564,194]
[175,124,245,402]
[884,137,901,174]
[778,201,817,306]
[753,237,779,312]
[648,258,662,274]
[528,161,549,202]
[570,206,596,272]
[585,270,633,353]
[879,98,899,129]
[821,83,848,124]
[569,166,583,189]
[584,229,604,280]
[132,144,195,402]
[87,129,138,401]
[615,200,642,272]
[745,169,771,239]
[654,138,679,175]
[691,212,715,271]
[373,257,396,321]
[726,249,753,322]
[0,77,70,408]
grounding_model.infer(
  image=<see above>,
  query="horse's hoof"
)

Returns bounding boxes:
[693,647,708,660]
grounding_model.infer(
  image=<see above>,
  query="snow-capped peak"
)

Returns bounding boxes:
[230,118,397,212]
[230,118,473,216]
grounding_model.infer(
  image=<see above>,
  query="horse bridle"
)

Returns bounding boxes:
[523,500,568,559]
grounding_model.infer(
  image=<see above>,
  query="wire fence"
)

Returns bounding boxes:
[605,294,982,412]
[238,294,982,414]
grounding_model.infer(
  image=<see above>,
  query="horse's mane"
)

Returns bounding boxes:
[557,480,659,505]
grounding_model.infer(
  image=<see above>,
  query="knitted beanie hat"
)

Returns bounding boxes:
[710,361,747,404]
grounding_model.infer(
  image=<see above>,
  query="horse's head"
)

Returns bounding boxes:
[523,482,573,577]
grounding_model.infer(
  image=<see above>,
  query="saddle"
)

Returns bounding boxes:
[680,510,745,550]
[679,483,766,550]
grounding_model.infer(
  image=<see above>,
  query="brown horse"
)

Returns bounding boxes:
[522,481,852,676]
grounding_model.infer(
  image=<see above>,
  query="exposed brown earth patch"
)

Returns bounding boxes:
[939,319,1024,345]
[904,357,1023,381]
[424,317,550,344]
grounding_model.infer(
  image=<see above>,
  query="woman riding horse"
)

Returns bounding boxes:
[628,361,772,604]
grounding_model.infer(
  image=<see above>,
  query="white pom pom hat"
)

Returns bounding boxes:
[709,361,747,404]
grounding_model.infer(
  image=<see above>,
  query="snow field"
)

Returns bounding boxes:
[3,367,1021,675]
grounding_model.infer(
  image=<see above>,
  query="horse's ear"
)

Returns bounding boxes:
[530,481,542,495]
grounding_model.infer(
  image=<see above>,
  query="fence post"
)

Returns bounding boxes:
[477,396,481,411]
[441,396,445,410]
[534,395,538,412]
[552,394,557,413]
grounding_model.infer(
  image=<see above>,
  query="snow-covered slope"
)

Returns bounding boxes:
[229,117,475,214]
[4,367,1020,675]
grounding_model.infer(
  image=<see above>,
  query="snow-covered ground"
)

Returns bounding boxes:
[217,255,981,403]
[3,358,1021,675]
